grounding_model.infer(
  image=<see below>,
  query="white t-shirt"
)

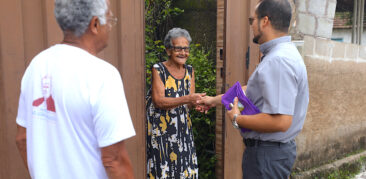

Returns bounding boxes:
[16,44,136,179]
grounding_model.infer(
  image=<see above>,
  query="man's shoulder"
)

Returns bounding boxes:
[267,43,302,63]
[276,42,301,57]
[92,57,119,75]
[28,44,119,78]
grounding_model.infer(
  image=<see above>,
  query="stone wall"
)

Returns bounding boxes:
[294,36,366,169]
[290,0,337,40]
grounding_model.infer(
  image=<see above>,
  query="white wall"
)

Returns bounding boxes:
[332,28,366,45]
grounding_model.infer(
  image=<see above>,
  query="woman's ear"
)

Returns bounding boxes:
[89,16,100,35]
[166,48,171,56]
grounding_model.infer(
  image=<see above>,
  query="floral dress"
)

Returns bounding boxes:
[146,62,198,179]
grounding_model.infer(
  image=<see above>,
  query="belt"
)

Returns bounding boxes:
[243,138,284,147]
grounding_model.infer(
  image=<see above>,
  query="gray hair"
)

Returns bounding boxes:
[164,28,192,48]
[54,0,108,37]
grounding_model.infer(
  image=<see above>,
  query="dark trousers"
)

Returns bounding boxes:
[242,139,296,179]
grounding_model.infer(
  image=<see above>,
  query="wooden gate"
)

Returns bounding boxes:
[0,0,145,178]
[216,0,261,178]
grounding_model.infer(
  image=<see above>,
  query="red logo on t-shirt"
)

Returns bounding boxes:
[32,76,56,112]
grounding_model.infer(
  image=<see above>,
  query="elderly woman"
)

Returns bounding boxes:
[146,28,204,179]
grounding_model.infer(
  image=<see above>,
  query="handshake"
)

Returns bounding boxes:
[187,93,221,114]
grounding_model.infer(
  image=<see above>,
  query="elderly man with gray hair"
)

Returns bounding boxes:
[15,0,135,178]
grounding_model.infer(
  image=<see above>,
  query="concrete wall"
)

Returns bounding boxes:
[290,0,337,40]
[291,0,366,170]
[294,36,366,169]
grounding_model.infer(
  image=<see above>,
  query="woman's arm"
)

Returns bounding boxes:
[151,68,204,110]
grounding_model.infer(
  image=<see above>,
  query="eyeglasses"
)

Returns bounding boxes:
[248,17,256,25]
[107,16,118,28]
[171,46,190,52]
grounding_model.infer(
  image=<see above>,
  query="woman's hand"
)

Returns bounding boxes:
[195,104,211,114]
[187,93,206,106]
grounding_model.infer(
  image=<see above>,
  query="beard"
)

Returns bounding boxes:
[253,24,262,44]
[253,34,261,44]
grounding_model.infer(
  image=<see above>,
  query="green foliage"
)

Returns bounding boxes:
[145,0,184,89]
[335,12,353,26]
[145,1,217,178]
[324,157,366,179]
[187,44,217,179]
[325,170,356,179]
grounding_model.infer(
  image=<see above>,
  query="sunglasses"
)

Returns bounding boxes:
[248,17,256,25]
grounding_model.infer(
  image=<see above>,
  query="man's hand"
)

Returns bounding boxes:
[197,96,217,107]
[227,97,241,123]
[188,93,206,106]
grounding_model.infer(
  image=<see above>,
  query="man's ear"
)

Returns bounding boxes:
[89,16,100,35]
[262,16,270,27]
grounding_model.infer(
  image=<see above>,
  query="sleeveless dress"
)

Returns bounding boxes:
[146,62,198,179]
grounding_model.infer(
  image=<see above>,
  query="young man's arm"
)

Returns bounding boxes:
[101,141,134,179]
[15,125,28,169]
[197,94,224,107]
[227,98,293,133]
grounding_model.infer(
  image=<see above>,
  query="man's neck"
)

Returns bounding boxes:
[261,30,288,44]
[61,32,98,56]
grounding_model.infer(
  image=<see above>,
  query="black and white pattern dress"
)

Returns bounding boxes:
[146,62,198,179]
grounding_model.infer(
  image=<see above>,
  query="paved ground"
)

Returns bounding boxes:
[292,151,366,179]
[356,172,366,179]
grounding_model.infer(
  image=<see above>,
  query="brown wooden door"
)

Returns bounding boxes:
[0,0,145,178]
[216,0,261,178]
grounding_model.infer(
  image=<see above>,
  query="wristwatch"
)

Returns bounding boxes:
[232,114,239,129]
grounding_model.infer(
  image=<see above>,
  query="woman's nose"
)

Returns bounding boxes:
[180,50,188,55]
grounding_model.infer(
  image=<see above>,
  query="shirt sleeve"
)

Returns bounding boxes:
[91,67,136,148]
[257,57,298,115]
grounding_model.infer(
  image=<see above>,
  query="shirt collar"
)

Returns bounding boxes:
[259,36,291,55]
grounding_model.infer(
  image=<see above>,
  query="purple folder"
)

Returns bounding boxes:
[221,81,260,133]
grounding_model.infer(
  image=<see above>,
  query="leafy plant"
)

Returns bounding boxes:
[187,44,217,178]
[145,0,184,89]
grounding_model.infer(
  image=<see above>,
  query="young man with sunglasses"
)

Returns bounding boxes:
[199,0,309,178]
